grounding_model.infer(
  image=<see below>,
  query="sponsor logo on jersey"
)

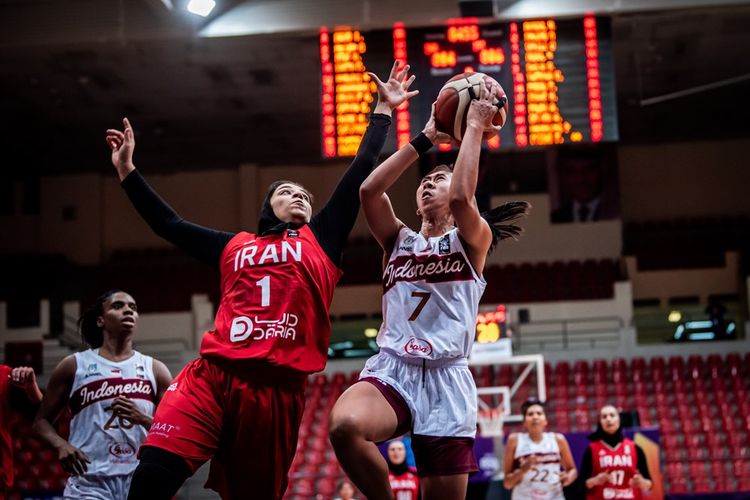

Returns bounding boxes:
[109,442,137,464]
[438,235,450,255]
[230,314,299,343]
[404,337,433,357]
[70,378,154,415]
[602,488,636,499]
[287,229,299,238]
[149,421,179,438]
[109,442,135,458]
[110,368,121,375]
[399,235,417,252]
[383,253,473,292]
[166,382,178,392]
[85,363,102,378]
[135,364,146,379]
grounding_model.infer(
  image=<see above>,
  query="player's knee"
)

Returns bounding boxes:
[329,410,364,444]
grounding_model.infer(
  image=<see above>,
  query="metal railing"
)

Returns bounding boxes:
[514,316,624,351]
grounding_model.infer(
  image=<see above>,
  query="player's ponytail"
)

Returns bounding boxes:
[481,201,531,253]
[79,289,121,348]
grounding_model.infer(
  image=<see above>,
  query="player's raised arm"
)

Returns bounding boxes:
[106,118,234,266]
[310,61,418,264]
[360,104,453,252]
[449,82,498,271]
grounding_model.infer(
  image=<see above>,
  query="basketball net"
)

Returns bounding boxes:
[477,407,505,438]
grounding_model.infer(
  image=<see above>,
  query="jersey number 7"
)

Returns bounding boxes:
[409,292,432,321]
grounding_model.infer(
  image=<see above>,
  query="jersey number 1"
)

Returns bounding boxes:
[256,276,270,307]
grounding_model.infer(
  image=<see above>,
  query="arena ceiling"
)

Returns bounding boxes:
[1,0,749,175]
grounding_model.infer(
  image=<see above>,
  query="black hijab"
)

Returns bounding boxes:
[386,441,410,476]
[257,180,307,236]
[588,419,625,447]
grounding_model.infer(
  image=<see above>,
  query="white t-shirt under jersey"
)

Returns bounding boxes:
[68,349,156,476]
[377,227,486,361]
[512,432,565,500]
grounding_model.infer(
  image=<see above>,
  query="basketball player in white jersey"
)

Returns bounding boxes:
[329,81,529,499]
[34,290,172,499]
[503,400,577,499]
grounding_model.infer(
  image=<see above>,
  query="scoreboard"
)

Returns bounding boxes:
[319,16,618,157]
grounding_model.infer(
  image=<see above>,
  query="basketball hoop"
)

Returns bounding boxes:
[477,407,505,438]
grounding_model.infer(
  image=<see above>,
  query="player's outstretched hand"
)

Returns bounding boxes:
[466,81,501,134]
[57,442,91,475]
[369,61,419,114]
[106,117,136,181]
[423,102,458,147]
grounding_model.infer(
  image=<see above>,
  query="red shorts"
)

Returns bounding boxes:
[142,357,306,499]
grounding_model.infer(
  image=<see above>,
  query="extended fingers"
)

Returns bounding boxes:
[395,64,410,82]
[64,456,85,475]
[403,74,416,90]
[388,60,400,80]
[367,72,385,88]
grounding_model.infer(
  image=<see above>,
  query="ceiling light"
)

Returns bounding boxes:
[187,0,215,17]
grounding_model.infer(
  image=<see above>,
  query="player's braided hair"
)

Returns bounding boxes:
[78,289,122,348]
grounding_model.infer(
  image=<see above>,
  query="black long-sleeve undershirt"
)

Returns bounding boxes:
[579,444,652,482]
[120,113,391,267]
[9,387,40,421]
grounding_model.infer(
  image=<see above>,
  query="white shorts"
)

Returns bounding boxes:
[63,472,134,500]
[360,350,477,437]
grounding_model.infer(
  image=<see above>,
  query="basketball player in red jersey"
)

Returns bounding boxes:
[0,365,42,497]
[387,439,419,500]
[581,405,653,499]
[106,62,417,500]
[329,81,529,500]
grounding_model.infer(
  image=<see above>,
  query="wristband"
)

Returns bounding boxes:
[409,132,433,156]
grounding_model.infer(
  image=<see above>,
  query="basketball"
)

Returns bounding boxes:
[434,72,509,142]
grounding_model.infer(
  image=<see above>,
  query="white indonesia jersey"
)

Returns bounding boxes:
[378,227,486,360]
[512,432,564,500]
[68,350,156,476]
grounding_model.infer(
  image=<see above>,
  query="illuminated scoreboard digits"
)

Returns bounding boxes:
[319,16,617,157]
[476,305,509,344]
[523,20,571,146]
[320,28,376,157]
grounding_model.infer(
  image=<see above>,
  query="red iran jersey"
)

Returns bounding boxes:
[200,227,342,374]
[389,467,419,500]
[587,438,642,500]
[0,365,15,489]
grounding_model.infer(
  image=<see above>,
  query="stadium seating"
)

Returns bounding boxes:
[10,353,750,498]
[276,353,750,498]
[624,216,750,271]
